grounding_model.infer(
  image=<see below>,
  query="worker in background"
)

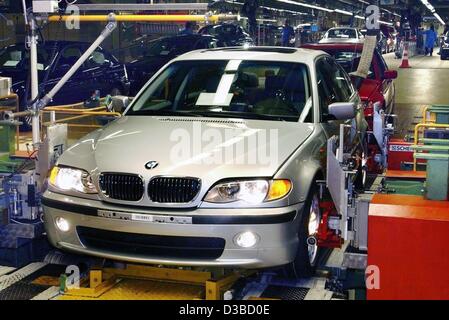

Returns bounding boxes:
[281,20,294,47]
[424,25,438,56]
[179,22,195,35]
[241,0,258,38]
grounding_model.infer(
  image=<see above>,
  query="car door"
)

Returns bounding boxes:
[375,51,395,114]
[317,56,362,145]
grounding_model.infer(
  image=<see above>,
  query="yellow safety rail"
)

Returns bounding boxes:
[413,123,449,170]
[48,14,238,23]
[42,106,121,128]
[422,106,433,123]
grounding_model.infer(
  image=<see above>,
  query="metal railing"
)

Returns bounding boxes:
[413,123,449,171]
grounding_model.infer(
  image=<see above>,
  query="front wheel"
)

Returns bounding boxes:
[283,184,323,279]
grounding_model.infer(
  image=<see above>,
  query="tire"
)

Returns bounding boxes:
[354,160,368,191]
[354,138,369,191]
[283,183,323,279]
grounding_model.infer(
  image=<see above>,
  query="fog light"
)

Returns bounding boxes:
[234,231,259,248]
[55,217,70,232]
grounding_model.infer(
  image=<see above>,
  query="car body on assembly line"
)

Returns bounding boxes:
[0,41,130,129]
[42,47,367,277]
[441,31,449,60]
[198,23,254,47]
[125,34,220,95]
[319,27,365,44]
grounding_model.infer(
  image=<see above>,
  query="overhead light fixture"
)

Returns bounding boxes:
[421,0,435,12]
[260,5,307,15]
[420,0,445,25]
[434,12,445,25]
[334,9,353,16]
[378,20,393,26]
[275,0,334,13]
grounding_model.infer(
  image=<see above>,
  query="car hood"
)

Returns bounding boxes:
[319,38,364,44]
[60,116,314,206]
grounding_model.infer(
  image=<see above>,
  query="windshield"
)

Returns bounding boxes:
[332,51,375,79]
[205,25,242,36]
[127,60,312,122]
[327,29,357,39]
[0,46,51,71]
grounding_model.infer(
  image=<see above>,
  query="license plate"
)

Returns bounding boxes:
[131,214,154,222]
[98,210,192,224]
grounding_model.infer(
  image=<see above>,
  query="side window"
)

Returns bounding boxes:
[375,51,388,77]
[326,58,353,102]
[54,46,85,76]
[194,39,208,50]
[316,58,337,121]
[90,50,107,67]
[59,46,82,67]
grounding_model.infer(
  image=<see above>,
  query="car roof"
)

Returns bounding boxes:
[154,34,215,42]
[174,47,327,64]
[327,27,358,30]
[302,43,364,51]
[9,41,91,49]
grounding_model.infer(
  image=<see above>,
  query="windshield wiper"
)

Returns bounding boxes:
[128,110,204,117]
[188,110,290,122]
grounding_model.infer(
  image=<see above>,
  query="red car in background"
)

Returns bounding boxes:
[301,43,398,172]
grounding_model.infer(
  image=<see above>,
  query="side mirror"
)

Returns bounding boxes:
[110,95,131,113]
[383,70,398,80]
[328,102,356,120]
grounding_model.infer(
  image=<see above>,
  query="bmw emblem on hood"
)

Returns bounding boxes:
[145,161,159,170]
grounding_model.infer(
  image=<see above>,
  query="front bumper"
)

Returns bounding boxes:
[42,191,304,269]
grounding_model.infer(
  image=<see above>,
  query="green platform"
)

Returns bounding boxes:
[384,179,425,196]
[0,153,23,173]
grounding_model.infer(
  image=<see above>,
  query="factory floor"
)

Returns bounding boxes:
[383,51,449,138]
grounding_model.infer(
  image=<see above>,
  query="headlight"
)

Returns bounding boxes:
[204,179,292,204]
[49,166,97,194]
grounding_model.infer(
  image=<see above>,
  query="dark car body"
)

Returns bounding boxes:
[198,23,254,47]
[125,34,220,95]
[361,28,395,54]
[0,41,129,112]
[441,32,449,60]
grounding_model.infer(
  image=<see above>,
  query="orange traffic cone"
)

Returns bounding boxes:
[399,41,411,68]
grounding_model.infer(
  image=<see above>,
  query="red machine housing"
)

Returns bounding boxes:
[387,138,427,170]
[367,194,449,300]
